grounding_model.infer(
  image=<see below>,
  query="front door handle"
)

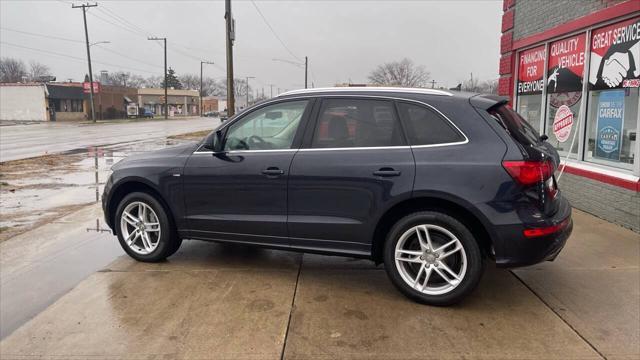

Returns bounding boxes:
[262,167,285,176]
[373,167,401,177]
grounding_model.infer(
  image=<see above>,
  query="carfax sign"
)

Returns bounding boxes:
[595,90,625,161]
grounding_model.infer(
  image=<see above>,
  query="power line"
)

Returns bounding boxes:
[0,41,157,74]
[92,44,163,69]
[0,27,84,43]
[1,26,162,70]
[250,0,301,62]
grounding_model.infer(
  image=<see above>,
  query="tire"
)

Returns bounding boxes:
[115,191,182,262]
[383,211,484,306]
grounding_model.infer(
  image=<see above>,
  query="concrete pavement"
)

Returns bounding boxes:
[0,209,638,359]
[0,117,218,162]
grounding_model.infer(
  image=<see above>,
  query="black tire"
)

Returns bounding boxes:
[115,191,181,262]
[383,211,484,306]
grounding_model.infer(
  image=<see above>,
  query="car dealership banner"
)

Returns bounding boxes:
[589,16,640,90]
[518,45,546,95]
[595,90,625,161]
[547,34,586,93]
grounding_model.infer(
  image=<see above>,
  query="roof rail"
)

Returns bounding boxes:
[278,87,452,97]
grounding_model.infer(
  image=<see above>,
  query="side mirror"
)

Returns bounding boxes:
[540,134,549,142]
[203,129,224,152]
[213,129,224,152]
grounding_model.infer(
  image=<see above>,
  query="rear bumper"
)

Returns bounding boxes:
[493,197,573,268]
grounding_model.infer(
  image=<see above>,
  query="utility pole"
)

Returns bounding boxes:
[245,76,255,108]
[430,80,437,89]
[269,84,274,98]
[200,61,214,116]
[225,0,235,116]
[148,37,167,119]
[73,2,98,123]
[305,56,308,89]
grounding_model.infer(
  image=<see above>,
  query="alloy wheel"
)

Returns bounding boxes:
[394,224,467,295]
[120,201,162,255]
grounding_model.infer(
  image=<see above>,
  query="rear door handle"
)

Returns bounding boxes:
[262,167,284,176]
[373,168,401,177]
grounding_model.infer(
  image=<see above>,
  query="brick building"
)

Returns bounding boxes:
[499,0,639,231]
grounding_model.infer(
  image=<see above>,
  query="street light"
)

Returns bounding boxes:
[245,76,255,108]
[200,61,214,116]
[273,56,308,89]
[89,40,110,47]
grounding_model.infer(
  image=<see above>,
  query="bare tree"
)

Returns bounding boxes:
[478,79,498,94]
[0,57,27,83]
[29,61,50,80]
[144,75,164,88]
[179,74,200,91]
[368,58,430,87]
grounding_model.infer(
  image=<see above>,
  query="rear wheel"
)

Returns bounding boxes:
[383,211,484,306]
[116,192,181,262]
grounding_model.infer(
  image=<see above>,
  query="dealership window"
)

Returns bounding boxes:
[516,45,546,132]
[584,17,640,171]
[585,88,638,170]
[544,33,587,157]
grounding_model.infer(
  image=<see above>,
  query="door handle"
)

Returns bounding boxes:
[373,168,401,177]
[262,167,285,176]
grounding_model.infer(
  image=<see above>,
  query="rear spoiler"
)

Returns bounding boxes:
[469,94,509,111]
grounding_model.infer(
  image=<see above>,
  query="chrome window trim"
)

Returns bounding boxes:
[193,148,298,155]
[193,94,470,155]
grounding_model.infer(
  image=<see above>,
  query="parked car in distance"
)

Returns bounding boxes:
[219,110,228,121]
[203,111,218,117]
[141,109,154,118]
[102,87,572,306]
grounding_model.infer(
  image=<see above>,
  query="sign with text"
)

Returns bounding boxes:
[595,90,625,161]
[589,17,640,90]
[83,81,101,94]
[547,33,586,93]
[518,45,546,95]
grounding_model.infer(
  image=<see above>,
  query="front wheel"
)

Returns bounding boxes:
[115,192,182,262]
[383,211,484,306]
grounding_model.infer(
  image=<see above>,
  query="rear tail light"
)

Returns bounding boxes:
[523,217,570,238]
[502,160,553,186]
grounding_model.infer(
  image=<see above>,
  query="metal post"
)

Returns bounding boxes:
[305,56,308,89]
[200,61,214,116]
[148,37,168,119]
[269,84,274,98]
[163,38,167,119]
[73,3,98,122]
[225,0,235,116]
[246,76,254,108]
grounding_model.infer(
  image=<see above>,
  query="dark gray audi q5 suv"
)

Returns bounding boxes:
[102,87,573,305]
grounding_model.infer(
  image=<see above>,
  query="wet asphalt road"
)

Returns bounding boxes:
[0,117,217,162]
[0,208,638,359]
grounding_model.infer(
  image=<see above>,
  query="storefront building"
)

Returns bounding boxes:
[138,88,200,117]
[499,0,639,231]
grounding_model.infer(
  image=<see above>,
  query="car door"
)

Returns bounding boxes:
[183,99,312,246]
[287,97,415,255]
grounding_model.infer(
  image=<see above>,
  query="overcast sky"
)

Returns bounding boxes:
[0,0,502,91]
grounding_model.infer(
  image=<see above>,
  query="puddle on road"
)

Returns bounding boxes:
[0,137,198,242]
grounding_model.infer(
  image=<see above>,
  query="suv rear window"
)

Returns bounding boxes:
[488,105,541,146]
[397,102,465,145]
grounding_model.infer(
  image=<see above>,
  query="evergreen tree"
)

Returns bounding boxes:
[162,67,182,89]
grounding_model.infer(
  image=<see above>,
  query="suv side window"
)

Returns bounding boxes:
[224,100,308,151]
[397,102,465,145]
[311,99,406,148]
